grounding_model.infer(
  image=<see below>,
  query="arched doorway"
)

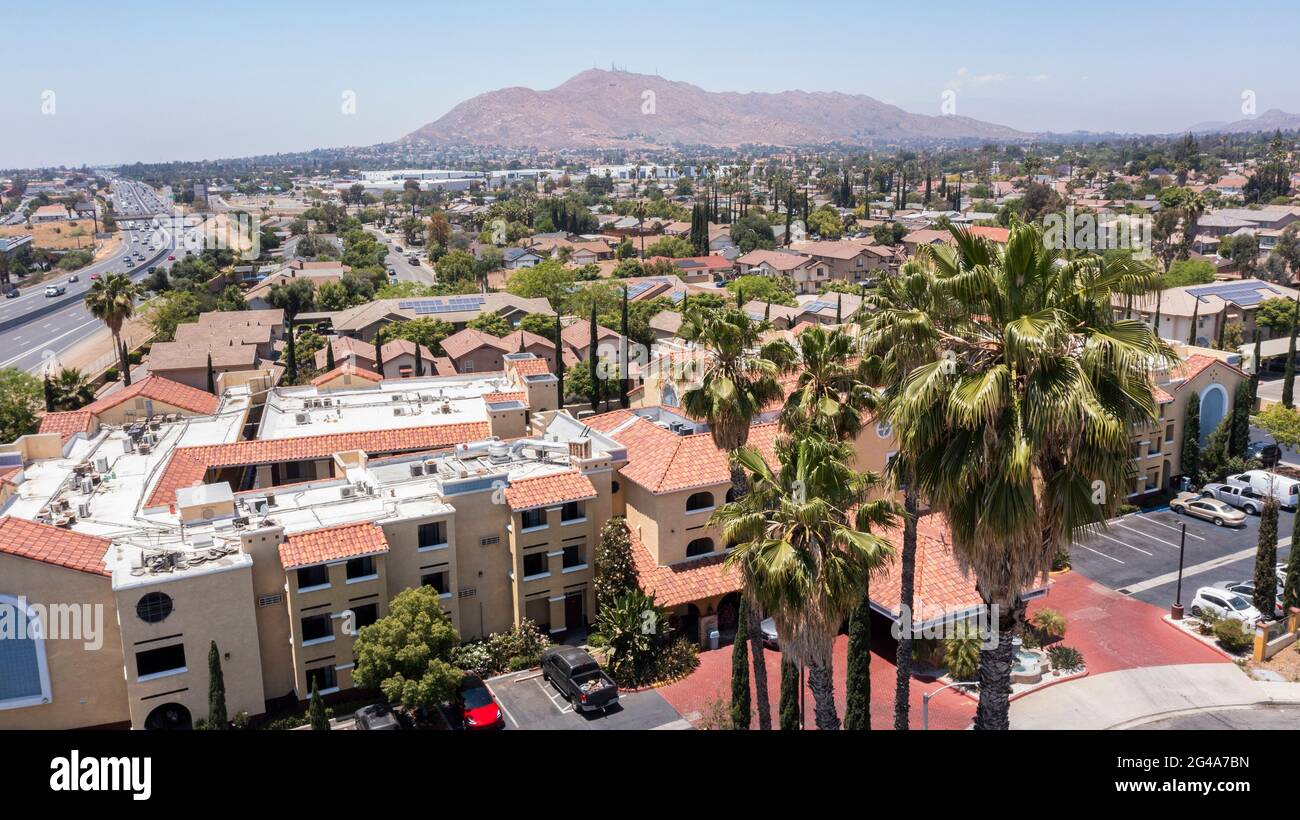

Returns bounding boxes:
[1199,384,1228,447]
[717,593,740,643]
[144,702,193,731]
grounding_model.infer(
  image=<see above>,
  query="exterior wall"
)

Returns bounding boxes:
[1167,362,1247,477]
[506,494,598,637]
[283,553,387,698]
[241,527,297,702]
[624,479,729,566]
[149,364,253,392]
[116,563,266,729]
[95,397,213,426]
[453,348,508,374]
[0,556,129,730]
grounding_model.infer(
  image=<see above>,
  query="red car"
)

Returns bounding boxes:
[167,255,175,260]
[457,674,503,730]
[89,273,100,280]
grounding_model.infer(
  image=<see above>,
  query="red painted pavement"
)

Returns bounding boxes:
[1025,570,1228,674]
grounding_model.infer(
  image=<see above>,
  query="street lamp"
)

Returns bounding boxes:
[922,680,977,730]
[1171,521,1188,619]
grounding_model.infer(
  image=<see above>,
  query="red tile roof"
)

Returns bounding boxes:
[504,470,597,511]
[279,521,389,570]
[1169,353,1245,386]
[508,357,551,377]
[310,363,384,387]
[1153,385,1175,404]
[584,410,777,494]
[38,410,95,442]
[145,421,490,508]
[484,390,528,406]
[0,467,20,488]
[0,516,111,576]
[627,522,739,607]
[85,375,220,416]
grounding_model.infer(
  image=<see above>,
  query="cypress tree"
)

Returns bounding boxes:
[1283,513,1300,612]
[1251,329,1262,406]
[1188,299,1199,345]
[588,302,599,412]
[1229,380,1252,459]
[1284,296,1300,408]
[1253,496,1279,618]
[43,373,54,413]
[415,342,424,377]
[779,659,801,730]
[206,353,216,394]
[207,640,228,729]
[619,286,629,409]
[1181,391,1201,480]
[843,594,872,730]
[286,321,297,382]
[121,340,132,386]
[730,595,752,729]
[374,338,385,378]
[326,340,336,371]
[555,311,565,407]
[308,680,330,730]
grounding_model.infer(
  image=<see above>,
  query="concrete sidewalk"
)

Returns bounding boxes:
[1010,663,1300,729]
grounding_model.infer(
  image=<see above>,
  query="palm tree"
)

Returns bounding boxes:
[84,272,138,383]
[883,222,1173,730]
[50,367,95,411]
[857,256,962,729]
[679,307,795,729]
[715,433,898,730]
[779,325,874,441]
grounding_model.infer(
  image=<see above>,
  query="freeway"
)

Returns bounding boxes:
[0,179,182,375]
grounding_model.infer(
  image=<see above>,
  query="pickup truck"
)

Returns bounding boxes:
[540,646,619,713]
[44,284,66,297]
[1200,482,1266,515]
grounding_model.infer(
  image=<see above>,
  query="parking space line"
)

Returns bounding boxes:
[485,680,519,729]
[535,678,573,714]
[1075,542,1125,564]
[1122,535,1293,594]
[1091,531,1154,556]
[1113,523,1181,550]
[1128,514,1206,540]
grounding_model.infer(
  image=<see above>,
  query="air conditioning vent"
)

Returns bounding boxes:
[409,462,425,477]
[258,593,283,607]
[295,412,310,425]
[340,485,356,499]
[458,587,477,598]
[480,535,500,546]
[393,407,406,416]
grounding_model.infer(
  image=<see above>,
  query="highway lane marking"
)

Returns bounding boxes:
[0,318,100,368]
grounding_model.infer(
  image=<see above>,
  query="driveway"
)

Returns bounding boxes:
[486,669,690,730]
[1066,506,1292,611]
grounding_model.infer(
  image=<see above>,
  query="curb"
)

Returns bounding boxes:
[1158,615,1244,662]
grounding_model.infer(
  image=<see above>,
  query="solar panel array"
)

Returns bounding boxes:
[624,281,657,300]
[397,296,487,315]
[1186,282,1281,307]
[803,300,836,313]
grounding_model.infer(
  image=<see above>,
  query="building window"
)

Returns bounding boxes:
[351,603,378,629]
[0,594,51,709]
[418,521,447,549]
[421,571,450,595]
[876,421,892,438]
[686,537,715,557]
[135,591,174,624]
[399,365,412,378]
[521,509,547,530]
[523,552,549,577]
[345,555,376,581]
[135,644,187,679]
[563,544,586,569]
[685,491,714,512]
[1165,424,1175,443]
[301,613,333,644]
[561,501,585,522]
[296,565,329,590]
[305,665,337,695]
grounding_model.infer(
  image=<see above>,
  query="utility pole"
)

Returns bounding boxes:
[1171,522,1188,619]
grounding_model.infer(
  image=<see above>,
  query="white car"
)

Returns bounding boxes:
[1190,586,1262,625]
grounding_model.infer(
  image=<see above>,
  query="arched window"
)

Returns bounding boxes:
[686,537,715,557]
[0,594,52,710]
[685,491,715,512]
[136,592,173,624]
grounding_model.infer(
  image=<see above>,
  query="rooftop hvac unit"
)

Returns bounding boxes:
[80,477,94,494]
[441,402,452,414]
[295,412,310,425]
[77,503,91,519]
[191,534,214,550]
[487,442,510,463]
[93,456,109,474]
[250,498,269,515]
[340,485,356,499]
[123,438,135,453]
[393,407,406,416]
[391,395,403,402]
[409,462,425,477]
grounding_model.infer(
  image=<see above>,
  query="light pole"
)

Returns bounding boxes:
[922,680,977,730]
[1171,522,1188,619]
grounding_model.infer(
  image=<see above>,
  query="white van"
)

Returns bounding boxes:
[1225,470,1300,511]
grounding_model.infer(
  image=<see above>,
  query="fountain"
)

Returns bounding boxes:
[1009,636,1047,684]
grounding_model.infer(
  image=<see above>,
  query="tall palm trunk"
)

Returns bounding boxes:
[731,462,770,729]
[973,597,1023,731]
[807,660,840,730]
[893,486,918,729]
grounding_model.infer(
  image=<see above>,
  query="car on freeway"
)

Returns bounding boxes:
[90,273,100,280]
[353,703,404,730]
[167,255,175,260]
[455,674,504,730]
[1199,483,1267,515]
[1190,587,1263,625]
[67,274,79,283]
[44,284,66,297]
[540,646,619,714]
[4,288,18,299]
[1214,580,1285,618]
[1170,492,1246,527]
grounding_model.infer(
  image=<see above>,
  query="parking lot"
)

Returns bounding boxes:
[1068,504,1293,609]
[484,669,692,730]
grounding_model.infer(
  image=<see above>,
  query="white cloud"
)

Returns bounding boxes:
[949,67,1010,91]
[1027,73,1050,82]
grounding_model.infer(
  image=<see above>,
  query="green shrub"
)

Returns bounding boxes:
[657,638,700,682]
[104,367,119,381]
[232,711,252,730]
[1213,619,1253,653]
[1194,611,1222,636]
[1046,644,1085,672]
[943,621,982,680]
[449,642,495,677]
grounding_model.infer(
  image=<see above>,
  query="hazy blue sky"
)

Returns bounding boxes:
[5,0,1298,168]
